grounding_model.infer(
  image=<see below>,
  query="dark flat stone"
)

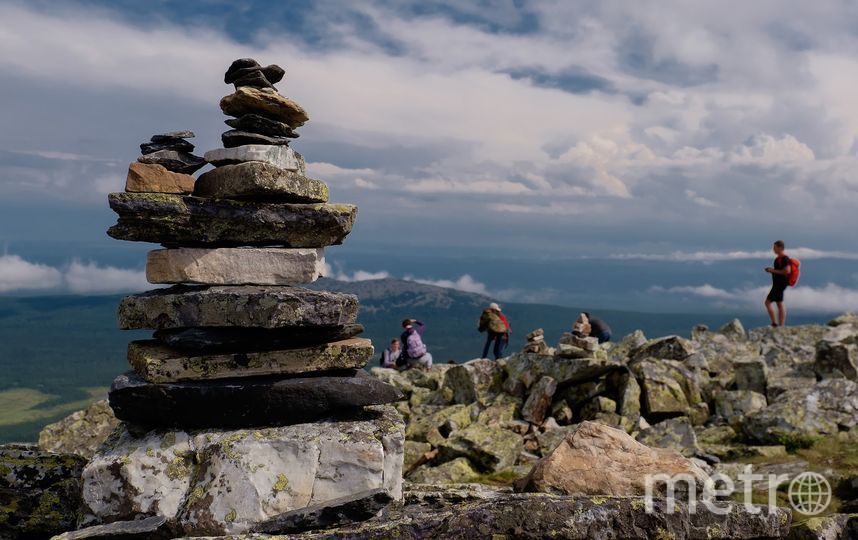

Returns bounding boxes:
[225,114,298,138]
[222,129,292,148]
[118,285,359,330]
[51,516,174,539]
[252,488,393,534]
[107,193,356,247]
[108,370,405,428]
[137,150,206,174]
[151,130,194,142]
[154,324,365,353]
[224,58,285,88]
[140,139,195,155]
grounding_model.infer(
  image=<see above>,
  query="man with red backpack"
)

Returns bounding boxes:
[765,240,800,327]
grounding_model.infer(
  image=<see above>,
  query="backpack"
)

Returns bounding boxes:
[787,257,800,287]
[779,255,801,287]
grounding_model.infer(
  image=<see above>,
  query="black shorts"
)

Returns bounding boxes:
[767,285,786,303]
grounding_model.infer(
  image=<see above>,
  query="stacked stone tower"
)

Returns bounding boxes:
[81,59,404,537]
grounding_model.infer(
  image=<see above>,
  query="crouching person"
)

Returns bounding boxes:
[401,318,433,370]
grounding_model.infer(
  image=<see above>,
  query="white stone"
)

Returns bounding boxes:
[203,145,305,172]
[146,247,324,285]
[81,406,404,537]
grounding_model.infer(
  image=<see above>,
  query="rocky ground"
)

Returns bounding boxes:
[5,315,858,539]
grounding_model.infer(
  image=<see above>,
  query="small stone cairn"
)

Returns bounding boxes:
[81,58,405,537]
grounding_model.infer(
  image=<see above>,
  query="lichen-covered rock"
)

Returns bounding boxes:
[579,395,617,421]
[82,406,404,536]
[404,441,432,472]
[128,338,373,382]
[515,421,708,497]
[0,444,86,538]
[404,404,474,443]
[442,359,504,406]
[814,340,858,380]
[146,247,325,286]
[51,515,174,539]
[503,352,624,390]
[476,394,521,426]
[251,488,394,534]
[715,390,767,429]
[719,318,747,340]
[636,417,700,457]
[632,335,695,361]
[629,357,705,419]
[118,285,358,330]
[615,370,642,421]
[408,457,478,484]
[733,357,768,394]
[787,513,858,539]
[744,378,858,445]
[38,399,120,459]
[194,162,328,203]
[107,193,356,248]
[437,423,523,472]
[520,376,556,425]
[108,370,404,429]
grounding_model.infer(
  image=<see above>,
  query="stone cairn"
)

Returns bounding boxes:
[80,58,405,537]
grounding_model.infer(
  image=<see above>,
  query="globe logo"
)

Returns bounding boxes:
[788,472,831,515]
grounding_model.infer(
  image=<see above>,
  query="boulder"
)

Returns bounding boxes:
[632,335,695,361]
[733,357,768,394]
[125,162,195,194]
[108,370,404,428]
[535,426,577,456]
[608,330,648,362]
[718,319,747,340]
[82,406,404,536]
[442,359,504,406]
[225,114,298,138]
[118,285,358,330]
[715,390,767,428]
[615,371,642,421]
[787,513,858,539]
[137,150,206,174]
[146,247,325,286]
[405,404,473,443]
[580,396,617,421]
[814,340,858,380]
[476,394,521,426]
[203,144,304,170]
[220,86,309,128]
[38,399,120,459]
[766,376,815,401]
[408,457,478,484]
[829,312,858,327]
[194,162,327,203]
[520,376,557,425]
[629,357,705,420]
[154,324,364,353]
[128,338,373,383]
[437,423,523,472]
[403,441,433,471]
[251,488,393,534]
[636,417,700,457]
[744,378,858,445]
[504,352,624,389]
[0,444,86,538]
[107,193,356,248]
[515,421,709,497]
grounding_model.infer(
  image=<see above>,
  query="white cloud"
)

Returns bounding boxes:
[612,247,858,262]
[63,260,152,294]
[657,282,858,312]
[408,274,491,296]
[0,254,63,292]
[323,262,390,282]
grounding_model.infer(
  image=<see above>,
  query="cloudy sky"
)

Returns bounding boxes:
[1,0,857,313]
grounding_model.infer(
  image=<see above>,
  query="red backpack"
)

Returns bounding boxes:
[781,255,801,287]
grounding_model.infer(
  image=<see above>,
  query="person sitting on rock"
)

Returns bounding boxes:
[478,302,510,360]
[583,312,612,344]
[379,339,401,369]
[400,318,433,370]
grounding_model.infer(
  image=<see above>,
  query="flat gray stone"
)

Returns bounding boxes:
[252,488,393,534]
[128,337,374,383]
[203,144,305,171]
[146,247,325,285]
[107,193,356,248]
[118,285,358,330]
[50,516,173,539]
[194,162,327,203]
[108,370,405,428]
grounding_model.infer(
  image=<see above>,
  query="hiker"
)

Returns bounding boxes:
[765,240,795,327]
[379,339,400,369]
[400,318,433,370]
[584,312,612,343]
[478,302,510,360]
